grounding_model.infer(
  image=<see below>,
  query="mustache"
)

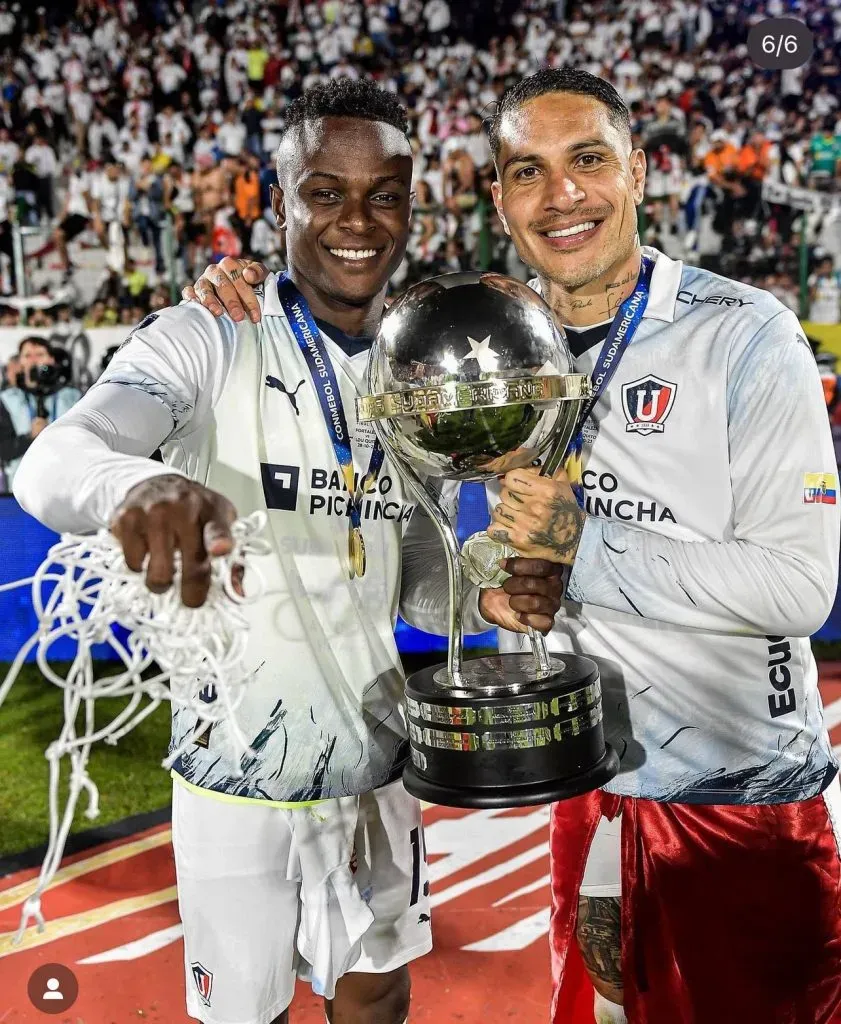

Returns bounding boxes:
[529,208,612,232]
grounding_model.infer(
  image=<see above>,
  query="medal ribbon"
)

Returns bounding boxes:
[565,256,654,504]
[275,273,385,536]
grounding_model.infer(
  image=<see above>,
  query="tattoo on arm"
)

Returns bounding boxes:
[528,494,584,561]
[576,895,623,992]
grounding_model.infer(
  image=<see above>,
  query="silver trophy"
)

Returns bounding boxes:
[358,272,619,807]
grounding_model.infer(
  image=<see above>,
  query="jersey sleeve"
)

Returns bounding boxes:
[566,310,840,638]
[13,304,237,535]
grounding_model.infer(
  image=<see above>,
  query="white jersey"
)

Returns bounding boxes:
[492,247,840,805]
[90,172,129,223]
[14,275,421,804]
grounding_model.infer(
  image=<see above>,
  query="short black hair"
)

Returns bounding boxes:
[18,336,50,356]
[487,68,632,158]
[280,77,409,145]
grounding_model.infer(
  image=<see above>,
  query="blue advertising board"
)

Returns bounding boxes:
[0,485,497,664]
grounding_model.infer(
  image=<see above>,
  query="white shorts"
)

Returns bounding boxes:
[172,777,432,1024]
[579,813,621,898]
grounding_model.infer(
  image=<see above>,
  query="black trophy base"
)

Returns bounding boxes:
[403,745,620,808]
[403,652,619,809]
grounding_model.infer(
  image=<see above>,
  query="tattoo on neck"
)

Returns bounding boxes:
[552,260,640,323]
[527,494,584,563]
[604,268,636,292]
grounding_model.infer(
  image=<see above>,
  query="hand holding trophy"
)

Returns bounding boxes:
[357,272,619,808]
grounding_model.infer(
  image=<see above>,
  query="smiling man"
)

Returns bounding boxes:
[14,79,565,1024]
[177,69,841,1024]
[484,69,841,1024]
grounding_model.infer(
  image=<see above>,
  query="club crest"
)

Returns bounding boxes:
[621,375,677,435]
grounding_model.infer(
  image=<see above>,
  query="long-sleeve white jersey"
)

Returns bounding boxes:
[13,275,485,805]
[490,247,840,805]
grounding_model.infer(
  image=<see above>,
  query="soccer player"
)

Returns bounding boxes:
[483,69,841,1023]
[13,79,563,1024]
[191,70,841,1024]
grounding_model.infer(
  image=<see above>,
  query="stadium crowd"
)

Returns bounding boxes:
[0,0,839,432]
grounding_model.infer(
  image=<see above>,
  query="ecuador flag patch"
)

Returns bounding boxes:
[804,473,837,505]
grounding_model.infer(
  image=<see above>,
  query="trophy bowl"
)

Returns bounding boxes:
[358,272,619,808]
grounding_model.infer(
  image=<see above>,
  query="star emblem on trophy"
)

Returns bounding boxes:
[461,335,500,373]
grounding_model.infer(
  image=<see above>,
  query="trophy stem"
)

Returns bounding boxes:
[370,426,465,687]
[527,626,552,674]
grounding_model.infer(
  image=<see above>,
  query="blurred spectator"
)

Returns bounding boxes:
[90,160,131,274]
[130,158,165,275]
[0,336,80,487]
[809,256,841,325]
[87,108,119,164]
[809,119,841,190]
[217,108,248,159]
[703,129,753,239]
[23,134,57,219]
[52,159,91,278]
[233,154,261,253]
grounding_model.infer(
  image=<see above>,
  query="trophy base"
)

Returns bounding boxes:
[403,745,620,808]
[403,653,619,809]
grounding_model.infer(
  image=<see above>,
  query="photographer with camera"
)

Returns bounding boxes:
[0,337,80,490]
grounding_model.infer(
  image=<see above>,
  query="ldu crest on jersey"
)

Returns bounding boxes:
[622,375,677,435]
[191,962,213,1006]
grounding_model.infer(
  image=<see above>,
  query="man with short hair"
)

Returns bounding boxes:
[1,337,78,487]
[195,67,841,1024]
[15,78,562,1024]
[483,67,841,1024]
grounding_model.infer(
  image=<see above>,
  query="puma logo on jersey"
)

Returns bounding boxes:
[265,374,306,415]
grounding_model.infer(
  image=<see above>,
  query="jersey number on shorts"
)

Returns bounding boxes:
[409,826,428,906]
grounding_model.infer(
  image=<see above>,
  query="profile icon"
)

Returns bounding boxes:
[27,963,79,1014]
[43,977,63,1000]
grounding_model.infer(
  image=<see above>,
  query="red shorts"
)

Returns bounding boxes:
[550,785,841,1023]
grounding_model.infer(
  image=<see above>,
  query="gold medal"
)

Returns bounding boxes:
[348,525,366,579]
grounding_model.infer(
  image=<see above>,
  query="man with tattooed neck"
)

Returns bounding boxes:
[484,69,841,1024]
[186,69,841,1024]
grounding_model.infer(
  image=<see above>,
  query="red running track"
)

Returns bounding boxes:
[3,667,841,1023]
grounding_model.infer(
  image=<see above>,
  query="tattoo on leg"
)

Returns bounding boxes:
[528,495,585,561]
[576,896,623,994]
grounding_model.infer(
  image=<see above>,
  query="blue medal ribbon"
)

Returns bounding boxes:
[565,256,654,505]
[275,273,385,537]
